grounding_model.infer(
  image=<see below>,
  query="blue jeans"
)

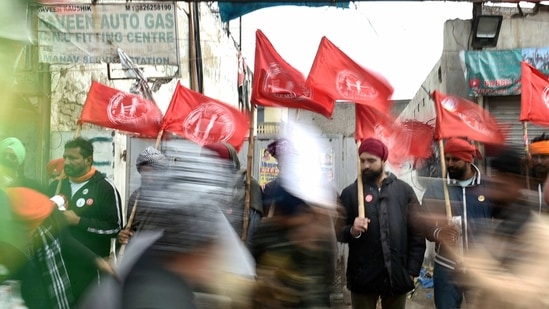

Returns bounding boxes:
[433,263,463,309]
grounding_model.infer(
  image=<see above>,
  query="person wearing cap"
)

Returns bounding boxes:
[47,137,123,305]
[336,137,425,309]
[117,146,167,246]
[422,137,495,309]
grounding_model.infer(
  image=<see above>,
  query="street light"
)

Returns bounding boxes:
[471,15,503,49]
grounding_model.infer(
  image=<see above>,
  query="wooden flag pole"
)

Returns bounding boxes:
[55,123,82,195]
[241,105,255,242]
[523,121,531,190]
[356,141,365,218]
[154,129,164,150]
[438,139,453,223]
[117,192,140,262]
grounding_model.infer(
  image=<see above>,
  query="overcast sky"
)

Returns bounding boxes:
[229,1,472,100]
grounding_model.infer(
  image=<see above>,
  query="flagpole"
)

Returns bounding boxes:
[117,192,140,262]
[523,121,531,190]
[55,123,82,195]
[356,141,365,218]
[154,129,164,149]
[438,139,453,223]
[241,105,255,242]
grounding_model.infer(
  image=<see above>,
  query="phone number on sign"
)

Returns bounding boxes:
[126,3,172,11]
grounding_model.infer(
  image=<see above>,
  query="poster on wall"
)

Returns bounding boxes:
[320,151,334,182]
[259,147,278,187]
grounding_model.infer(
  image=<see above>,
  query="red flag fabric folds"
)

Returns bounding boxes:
[432,90,505,144]
[79,81,163,138]
[520,61,549,126]
[355,105,434,166]
[162,82,249,151]
[251,30,334,118]
[307,36,394,113]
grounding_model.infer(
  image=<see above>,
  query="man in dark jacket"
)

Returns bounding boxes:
[48,137,123,305]
[422,137,495,309]
[337,137,426,309]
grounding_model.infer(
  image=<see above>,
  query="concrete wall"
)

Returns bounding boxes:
[48,1,241,207]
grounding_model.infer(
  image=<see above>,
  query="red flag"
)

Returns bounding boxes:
[307,36,394,113]
[162,82,249,151]
[355,106,433,166]
[432,90,505,144]
[520,61,549,126]
[238,52,247,87]
[251,30,334,118]
[79,81,163,138]
[400,120,435,159]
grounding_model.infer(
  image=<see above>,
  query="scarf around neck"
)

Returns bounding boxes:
[69,167,96,183]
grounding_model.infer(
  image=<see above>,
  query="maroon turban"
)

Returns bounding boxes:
[443,138,482,163]
[358,138,389,161]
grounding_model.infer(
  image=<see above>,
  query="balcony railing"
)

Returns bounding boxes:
[257,122,280,135]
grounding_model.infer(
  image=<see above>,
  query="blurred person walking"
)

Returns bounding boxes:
[462,147,549,308]
[422,138,495,309]
[251,124,338,309]
[337,137,425,309]
[47,137,123,305]
[117,146,166,246]
[202,142,264,245]
[78,142,255,309]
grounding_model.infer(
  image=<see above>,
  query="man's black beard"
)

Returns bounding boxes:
[531,165,547,182]
[448,167,466,180]
[362,168,383,183]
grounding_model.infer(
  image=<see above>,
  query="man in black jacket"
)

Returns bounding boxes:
[337,138,426,309]
[48,137,123,305]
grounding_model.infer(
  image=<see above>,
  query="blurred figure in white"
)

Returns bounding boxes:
[250,122,338,309]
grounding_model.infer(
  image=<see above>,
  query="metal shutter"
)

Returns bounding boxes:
[486,95,549,149]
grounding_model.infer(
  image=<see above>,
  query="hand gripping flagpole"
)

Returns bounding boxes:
[117,192,140,262]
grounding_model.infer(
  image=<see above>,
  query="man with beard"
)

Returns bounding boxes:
[48,137,123,305]
[527,133,549,214]
[422,137,495,309]
[337,138,426,309]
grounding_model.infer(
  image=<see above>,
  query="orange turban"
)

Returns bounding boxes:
[529,141,549,156]
[46,158,64,179]
[5,187,55,231]
[444,138,482,163]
